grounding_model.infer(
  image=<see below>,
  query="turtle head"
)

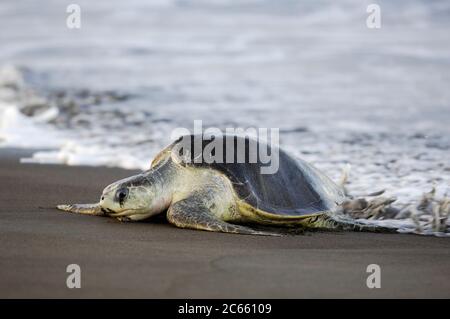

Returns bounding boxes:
[99,173,171,220]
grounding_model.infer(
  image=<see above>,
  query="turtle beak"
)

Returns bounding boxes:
[99,194,116,215]
[100,207,115,215]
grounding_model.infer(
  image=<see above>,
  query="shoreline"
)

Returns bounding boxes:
[0,148,449,298]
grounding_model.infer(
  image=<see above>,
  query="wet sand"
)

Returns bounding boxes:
[0,149,449,298]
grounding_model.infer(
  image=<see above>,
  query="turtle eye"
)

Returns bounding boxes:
[115,188,129,205]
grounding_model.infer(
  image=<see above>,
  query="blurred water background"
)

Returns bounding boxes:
[0,0,449,206]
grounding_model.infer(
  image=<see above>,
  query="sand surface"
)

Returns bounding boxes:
[0,149,449,298]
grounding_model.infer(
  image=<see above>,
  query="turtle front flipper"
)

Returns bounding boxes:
[167,197,281,236]
[57,203,104,216]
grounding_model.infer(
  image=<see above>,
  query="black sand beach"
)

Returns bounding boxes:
[0,149,449,298]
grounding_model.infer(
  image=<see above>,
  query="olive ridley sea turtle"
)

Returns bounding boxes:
[57,135,449,236]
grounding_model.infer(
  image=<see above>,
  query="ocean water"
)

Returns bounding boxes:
[0,0,449,233]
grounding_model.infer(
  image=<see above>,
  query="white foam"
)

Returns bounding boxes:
[0,102,64,149]
[22,142,150,170]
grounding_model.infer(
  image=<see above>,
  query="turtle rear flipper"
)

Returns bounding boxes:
[316,196,400,233]
[167,197,281,236]
[57,203,103,216]
[319,215,397,233]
